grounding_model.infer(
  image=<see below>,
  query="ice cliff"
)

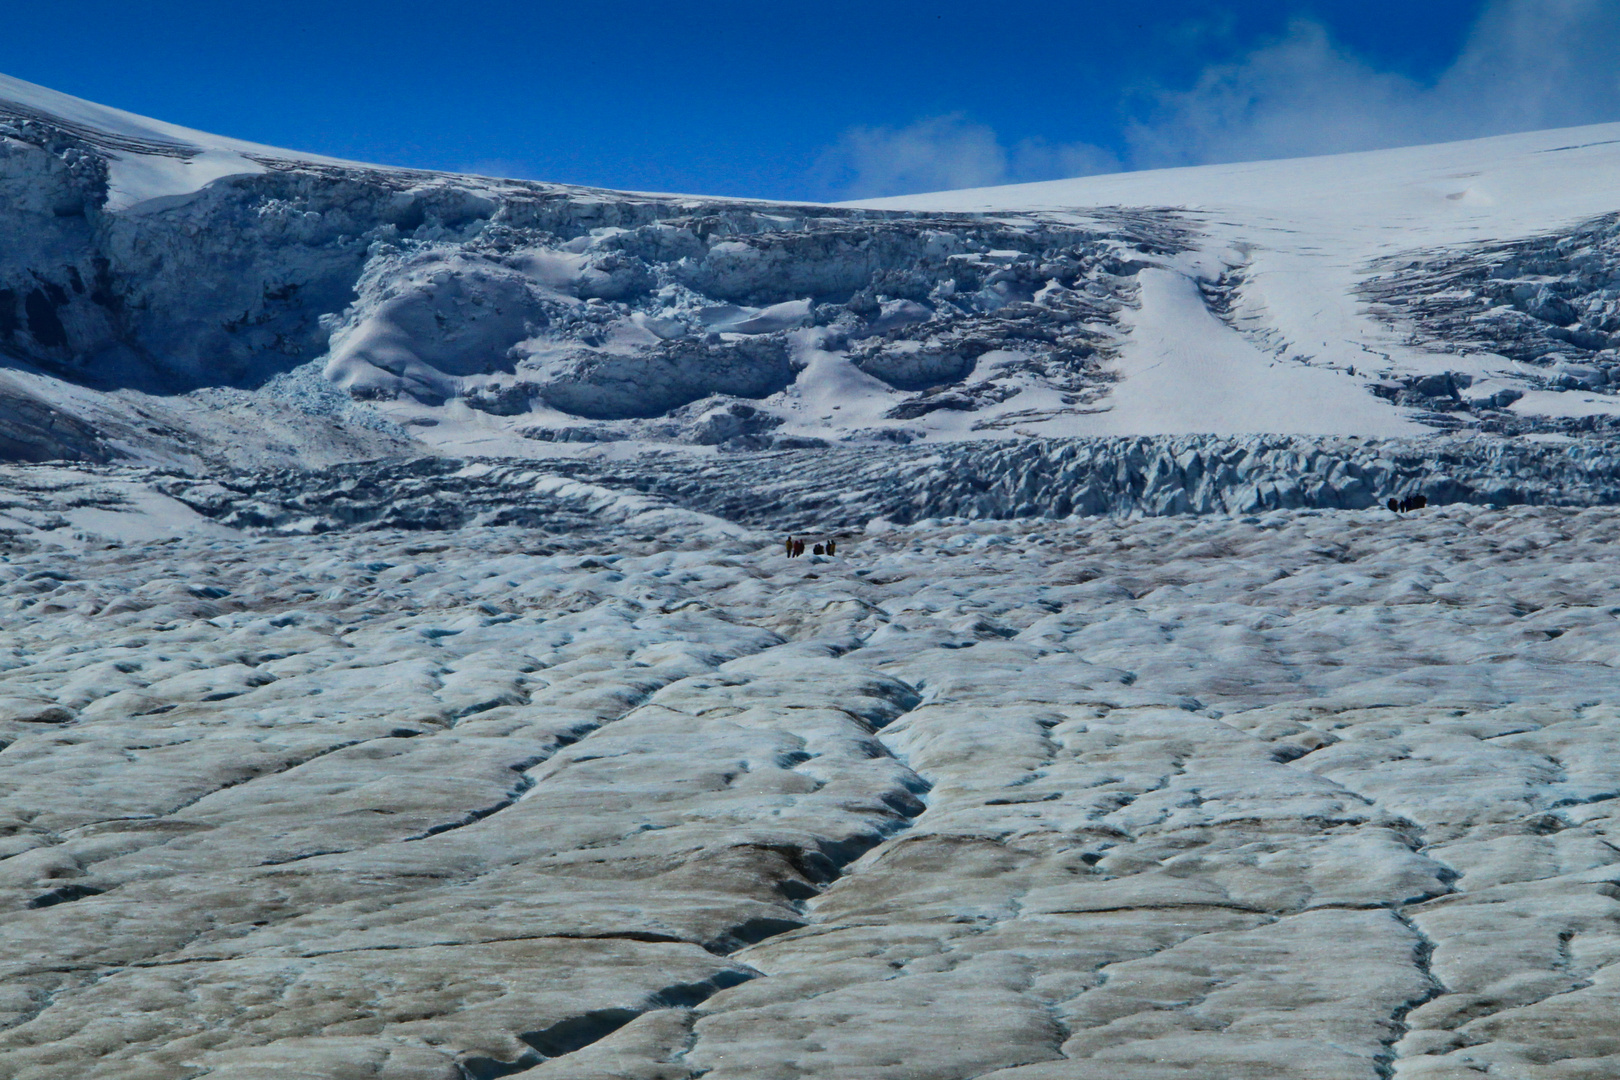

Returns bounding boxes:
[2,71,1620,492]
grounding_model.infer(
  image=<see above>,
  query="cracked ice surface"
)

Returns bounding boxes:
[0,501,1619,1079]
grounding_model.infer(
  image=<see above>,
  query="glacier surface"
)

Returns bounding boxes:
[1,478,1619,1079]
[2,71,1620,1080]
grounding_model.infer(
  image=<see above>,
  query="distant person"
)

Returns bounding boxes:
[785,535,794,557]
[813,543,824,555]
[826,539,837,556]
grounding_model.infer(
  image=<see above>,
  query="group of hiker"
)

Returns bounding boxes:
[1387,494,1429,514]
[782,499,1427,557]
[785,535,836,558]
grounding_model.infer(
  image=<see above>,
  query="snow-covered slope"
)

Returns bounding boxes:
[862,124,1620,432]
[5,72,1620,466]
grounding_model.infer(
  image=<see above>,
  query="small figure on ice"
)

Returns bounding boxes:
[1386,494,1428,514]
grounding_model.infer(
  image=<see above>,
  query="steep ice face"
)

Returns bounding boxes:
[340,212,1170,431]
[117,434,1616,537]
[0,72,285,212]
[301,203,1185,445]
[0,124,510,397]
[1360,212,1620,409]
[4,71,1620,466]
[0,72,1189,460]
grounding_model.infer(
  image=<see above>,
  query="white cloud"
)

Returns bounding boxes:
[450,158,539,181]
[1008,137,1123,186]
[1125,0,1620,168]
[815,0,1620,197]
[814,114,1119,200]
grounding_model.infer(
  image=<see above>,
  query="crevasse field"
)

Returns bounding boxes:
[2,73,1620,1080]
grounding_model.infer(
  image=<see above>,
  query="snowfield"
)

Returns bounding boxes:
[2,72,1620,1080]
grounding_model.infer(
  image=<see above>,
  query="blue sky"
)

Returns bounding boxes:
[6,1,1620,200]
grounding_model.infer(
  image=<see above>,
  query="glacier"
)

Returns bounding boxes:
[6,71,1620,470]
[2,71,1620,1080]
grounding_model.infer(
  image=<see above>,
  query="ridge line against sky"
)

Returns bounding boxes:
[5,0,1620,201]
[820,0,1620,198]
